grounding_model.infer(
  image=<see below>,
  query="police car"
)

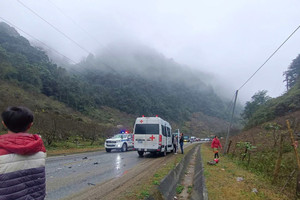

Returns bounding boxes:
[105,131,134,152]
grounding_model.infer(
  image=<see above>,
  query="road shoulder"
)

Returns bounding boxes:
[201,143,289,200]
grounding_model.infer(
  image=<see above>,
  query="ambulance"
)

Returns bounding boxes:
[133,116,173,157]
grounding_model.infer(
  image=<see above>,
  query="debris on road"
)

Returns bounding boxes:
[207,160,216,165]
[236,177,244,182]
[252,188,258,194]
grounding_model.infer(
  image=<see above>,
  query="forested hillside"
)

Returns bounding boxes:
[0,22,233,142]
[72,42,230,121]
[241,54,300,129]
[228,54,300,199]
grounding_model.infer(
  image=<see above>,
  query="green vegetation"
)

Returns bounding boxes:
[137,190,150,199]
[0,22,234,148]
[242,54,300,129]
[176,184,184,194]
[202,144,289,200]
[227,118,300,199]
[187,185,193,194]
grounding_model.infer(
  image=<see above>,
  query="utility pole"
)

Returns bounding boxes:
[223,90,239,154]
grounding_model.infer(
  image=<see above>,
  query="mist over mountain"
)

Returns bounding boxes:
[0,22,237,135]
[72,41,234,121]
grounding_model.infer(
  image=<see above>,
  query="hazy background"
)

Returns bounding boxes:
[1,0,300,103]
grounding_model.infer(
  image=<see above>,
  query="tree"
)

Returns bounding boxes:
[284,54,300,90]
[242,90,271,122]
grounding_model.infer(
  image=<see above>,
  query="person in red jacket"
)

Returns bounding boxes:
[0,106,46,200]
[211,135,222,159]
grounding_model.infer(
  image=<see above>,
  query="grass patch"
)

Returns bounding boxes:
[201,144,289,200]
[153,180,159,185]
[187,185,193,194]
[46,146,104,156]
[45,138,105,156]
[176,184,184,194]
[137,190,150,199]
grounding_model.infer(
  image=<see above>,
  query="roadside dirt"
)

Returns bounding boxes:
[63,154,174,200]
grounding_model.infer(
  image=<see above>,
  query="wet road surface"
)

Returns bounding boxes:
[45,142,195,200]
[45,150,142,200]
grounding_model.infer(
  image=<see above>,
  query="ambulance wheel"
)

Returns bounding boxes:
[106,148,111,152]
[138,151,144,157]
[121,143,127,152]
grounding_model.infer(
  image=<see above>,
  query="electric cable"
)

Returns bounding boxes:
[46,0,105,49]
[17,0,91,56]
[238,24,300,91]
[16,0,117,73]
[0,17,90,77]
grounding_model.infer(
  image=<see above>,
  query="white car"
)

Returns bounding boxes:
[105,133,134,152]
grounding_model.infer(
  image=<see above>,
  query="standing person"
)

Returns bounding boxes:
[173,135,178,154]
[179,133,184,154]
[0,106,46,200]
[211,135,222,159]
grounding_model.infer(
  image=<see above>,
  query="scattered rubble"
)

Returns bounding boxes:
[236,177,244,182]
[252,188,258,194]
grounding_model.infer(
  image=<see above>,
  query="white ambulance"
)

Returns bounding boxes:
[133,116,173,156]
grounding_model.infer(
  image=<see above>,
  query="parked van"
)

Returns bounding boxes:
[133,116,173,157]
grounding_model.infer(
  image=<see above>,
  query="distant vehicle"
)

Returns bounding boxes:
[105,132,134,152]
[183,135,190,142]
[133,116,173,157]
[190,136,196,143]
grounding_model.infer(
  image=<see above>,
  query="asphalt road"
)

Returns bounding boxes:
[45,150,142,200]
[45,142,196,200]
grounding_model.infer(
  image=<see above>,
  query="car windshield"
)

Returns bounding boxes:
[112,134,125,139]
[134,124,159,134]
[184,136,189,139]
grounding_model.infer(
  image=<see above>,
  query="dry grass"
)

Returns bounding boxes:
[201,143,289,200]
[121,144,195,200]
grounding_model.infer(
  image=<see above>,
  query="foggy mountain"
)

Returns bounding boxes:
[0,22,235,127]
[72,41,234,121]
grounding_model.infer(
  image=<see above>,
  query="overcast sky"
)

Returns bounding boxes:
[1,0,300,103]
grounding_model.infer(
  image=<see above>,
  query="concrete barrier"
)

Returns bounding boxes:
[191,145,208,200]
[157,144,199,199]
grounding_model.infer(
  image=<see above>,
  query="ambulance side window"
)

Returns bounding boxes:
[161,125,166,136]
[167,127,171,137]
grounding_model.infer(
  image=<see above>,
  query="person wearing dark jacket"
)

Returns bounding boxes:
[211,135,222,159]
[179,133,184,154]
[0,106,46,200]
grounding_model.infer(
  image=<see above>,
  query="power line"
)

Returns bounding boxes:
[16,0,91,55]
[224,24,300,154]
[46,0,105,49]
[0,17,76,64]
[238,24,300,91]
[0,17,88,77]
[16,0,117,73]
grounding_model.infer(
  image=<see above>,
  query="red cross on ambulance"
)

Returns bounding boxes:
[150,135,155,141]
